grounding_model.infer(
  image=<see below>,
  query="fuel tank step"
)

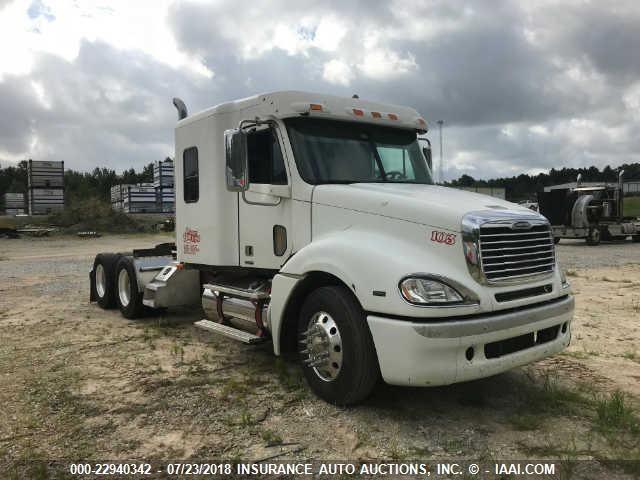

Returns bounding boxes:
[194,319,267,344]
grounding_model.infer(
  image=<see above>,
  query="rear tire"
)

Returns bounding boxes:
[92,253,120,309]
[298,286,380,405]
[115,256,145,319]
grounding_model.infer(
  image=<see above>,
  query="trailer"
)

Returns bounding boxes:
[89,91,574,405]
[538,173,640,245]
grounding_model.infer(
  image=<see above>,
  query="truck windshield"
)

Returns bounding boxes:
[285,118,433,185]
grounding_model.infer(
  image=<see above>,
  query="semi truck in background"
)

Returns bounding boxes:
[538,173,640,245]
[89,91,574,405]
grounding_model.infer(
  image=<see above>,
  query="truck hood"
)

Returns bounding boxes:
[312,183,535,232]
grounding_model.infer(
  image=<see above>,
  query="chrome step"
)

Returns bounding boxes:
[203,282,270,300]
[194,319,266,344]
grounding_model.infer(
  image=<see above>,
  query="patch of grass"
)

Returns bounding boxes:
[274,358,305,392]
[239,409,256,426]
[595,390,639,434]
[623,196,640,218]
[622,351,640,363]
[508,413,545,431]
[522,369,593,416]
[386,443,409,461]
[354,428,372,450]
[170,341,185,364]
[565,269,578,277]
[261,429,283,446]
[220,375,253,399]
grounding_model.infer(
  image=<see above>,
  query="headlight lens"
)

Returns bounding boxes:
[399,277,464,305]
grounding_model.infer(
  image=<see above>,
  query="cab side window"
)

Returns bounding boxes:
[247,129,287,185]
[183,147,199,203]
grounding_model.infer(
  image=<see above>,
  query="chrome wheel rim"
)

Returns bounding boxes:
[118,268,131,307]
[95,264,106,298]
[301,311,343,382]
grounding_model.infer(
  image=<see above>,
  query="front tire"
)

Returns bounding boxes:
[298,286,380,405]
[115,256,145,319]
[586,227,601,246]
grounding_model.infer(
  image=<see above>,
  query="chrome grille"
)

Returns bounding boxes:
[479,223,555,282]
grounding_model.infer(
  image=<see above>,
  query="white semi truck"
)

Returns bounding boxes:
[90,91,574,405]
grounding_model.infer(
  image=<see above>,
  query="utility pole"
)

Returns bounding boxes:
[437,120,444,184]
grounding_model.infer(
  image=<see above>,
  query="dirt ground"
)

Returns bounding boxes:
[0,234,639,478]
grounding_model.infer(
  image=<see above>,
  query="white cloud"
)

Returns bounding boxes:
[322,59,353,86]
[357,48,417,80]
[0,0,212,79]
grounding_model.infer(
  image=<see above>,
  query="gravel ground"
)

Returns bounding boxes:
[0,234,639,479]
[556,238,640,270]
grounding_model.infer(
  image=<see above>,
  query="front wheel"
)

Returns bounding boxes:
[115,256,145,319]
[298,286,380,405]
[586,227,601,246]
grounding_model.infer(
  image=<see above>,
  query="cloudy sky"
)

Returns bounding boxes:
[0,0,639,180]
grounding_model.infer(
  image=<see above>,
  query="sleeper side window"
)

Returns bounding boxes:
[183,147,199,203]
[247,129,287,185]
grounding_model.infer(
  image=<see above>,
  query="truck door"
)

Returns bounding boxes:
[238,126,292,269]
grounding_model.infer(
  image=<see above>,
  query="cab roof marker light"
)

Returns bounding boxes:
[371,111,382,118]
[291,102,311,114]
[352,108,364,116]
[388,113,399,120]
[310,103,323,111]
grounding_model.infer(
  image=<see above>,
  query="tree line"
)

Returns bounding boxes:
[0,159,167,205]
[1,159,638,205]
[445,162,640,201]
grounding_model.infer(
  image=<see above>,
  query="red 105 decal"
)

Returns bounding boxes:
[431,230,456,245]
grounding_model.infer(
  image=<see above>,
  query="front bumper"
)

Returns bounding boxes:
[367,295,574,386]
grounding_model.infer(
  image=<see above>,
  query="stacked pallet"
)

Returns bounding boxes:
[110,184,134,212]
[154,158,174,213]
[28,160,64,215]
[122,183,157,213]
[3,192,25,215]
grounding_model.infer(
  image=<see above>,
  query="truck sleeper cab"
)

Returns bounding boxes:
[89,91,574,405]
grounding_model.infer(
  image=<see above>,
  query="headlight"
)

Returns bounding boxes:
[399,276,469,306]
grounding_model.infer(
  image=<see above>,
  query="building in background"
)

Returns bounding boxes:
[2,192,25,215]
[27,160,64,215]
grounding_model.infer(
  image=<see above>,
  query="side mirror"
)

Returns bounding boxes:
[225,128,248,191]
[418,137,433,171]
[423,147,432,170]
